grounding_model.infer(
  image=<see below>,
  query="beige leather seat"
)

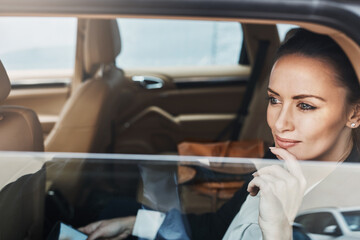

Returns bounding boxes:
[0,59,44,189]
[45,19,126,153]
[0,60,45,239]
[0,61,44,151]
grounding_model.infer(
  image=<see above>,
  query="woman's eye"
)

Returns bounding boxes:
[298,103,316,111]
[268,96,280,105]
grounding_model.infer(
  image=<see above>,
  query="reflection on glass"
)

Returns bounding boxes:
[342,210,360,231]
[0,153,360,239]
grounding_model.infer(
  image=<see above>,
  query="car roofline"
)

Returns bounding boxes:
[1,0,360,44]
[298,206,360,216]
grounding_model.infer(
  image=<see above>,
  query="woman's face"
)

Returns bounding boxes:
[267,54,353,161]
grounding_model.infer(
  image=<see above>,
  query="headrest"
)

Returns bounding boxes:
[0,61,11,102]
[0,106,44,151]
[84,19,121,76]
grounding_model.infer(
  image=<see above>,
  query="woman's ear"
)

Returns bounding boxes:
[347,104,360,128]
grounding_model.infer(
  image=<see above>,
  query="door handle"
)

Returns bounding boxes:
[132,75,164,89]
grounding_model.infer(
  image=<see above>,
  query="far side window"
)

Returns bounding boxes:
[115,19,243,68]
[296,212,339,234]
[0,17,77,83]
[296,214,316,233]
[277,24,299,42]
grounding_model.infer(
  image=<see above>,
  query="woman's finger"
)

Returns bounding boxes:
[270,147,305,182]
[250,174,292,206]
[256,164,304,198]
[248,175,273,196]
[256,164,293,182]
[257,173,287,192]
[269,147,296,161]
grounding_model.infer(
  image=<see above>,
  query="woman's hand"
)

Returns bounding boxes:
[78,216,136,240]
[248,147,307,240]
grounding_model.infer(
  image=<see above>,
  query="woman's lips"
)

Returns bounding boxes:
[275,135,301,149]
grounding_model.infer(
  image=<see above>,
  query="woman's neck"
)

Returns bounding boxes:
[337,140,353,163]
[302,138,353,193]
[316,131,354,163]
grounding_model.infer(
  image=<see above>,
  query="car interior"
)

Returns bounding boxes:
[4,18,360,156]
[1,9,360,239]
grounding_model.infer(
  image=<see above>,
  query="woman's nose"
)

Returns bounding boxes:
[274,105,294,133]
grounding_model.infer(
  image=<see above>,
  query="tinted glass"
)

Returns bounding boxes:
[0,17,76,83]
[116,19,242,67]
[342,211,360,231]
[277,24,299,42]
[296,214,317,233]
[2,153,360,239]
[296,212,338,234]
[0,18,76,70]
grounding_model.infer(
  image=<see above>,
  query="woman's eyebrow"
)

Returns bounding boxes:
[267,88,279,96]
[268,88,326,102]
[293,94,326,102]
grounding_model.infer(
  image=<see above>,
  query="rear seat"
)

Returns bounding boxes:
[0,60,45,189]
[0,61,44,152]
[0,60,46,239]
[45,19,128,153]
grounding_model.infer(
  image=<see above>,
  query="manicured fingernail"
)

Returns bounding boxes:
[252,172,259,177]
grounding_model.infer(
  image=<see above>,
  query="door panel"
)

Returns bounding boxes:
[110,18,247,153]
[113,65,250,154]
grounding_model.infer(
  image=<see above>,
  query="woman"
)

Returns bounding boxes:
[224,28,360,240]
[80,29,360,240]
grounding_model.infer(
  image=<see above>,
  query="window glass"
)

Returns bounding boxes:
[0,17,77,81]
[315,212,338,234]
[116,19,242,67]
[342,210,360,231]
[296,212,338,234]
[2,153,360,238]
[296,214,317,233]
[277,24,299,42]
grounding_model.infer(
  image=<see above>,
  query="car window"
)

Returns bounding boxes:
[342,210,360,231]
[3,153,360,239]
[115,19,243,68]
[296,214,317,233]
[277,24,299,42]
[296,212,339,234]
[0,17,77,83]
